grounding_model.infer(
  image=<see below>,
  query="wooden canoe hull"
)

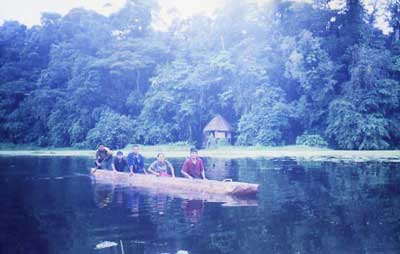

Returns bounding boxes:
[93,183,259,207]
[90,169,259,197]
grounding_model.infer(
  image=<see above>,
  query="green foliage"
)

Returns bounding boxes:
[285,30,336,130]
[0,0,399,150]
[296,134,328,148]
[237,88,291,146]
[85,110,135,149]
[326,100,390,150]
[325,44,399,150]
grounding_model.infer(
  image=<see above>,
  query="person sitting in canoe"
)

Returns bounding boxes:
[112,151,128,172]
[147,153,175,177]
[127,144,145,174]
[181,148,207,180]
[94,144,113,170]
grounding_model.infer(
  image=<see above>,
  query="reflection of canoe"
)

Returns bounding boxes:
[90,169,259,202]
[125,186,258,207]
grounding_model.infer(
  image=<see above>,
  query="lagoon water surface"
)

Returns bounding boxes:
[0,156,399,254]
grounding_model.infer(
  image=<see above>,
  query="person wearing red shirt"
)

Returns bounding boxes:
[181,148,206,180]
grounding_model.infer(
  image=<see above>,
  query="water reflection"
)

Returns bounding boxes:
[91,166,259,208]
[93,184,206,222]
[126,191,140,217]
[182,200,204,224]
[206,158,239,181]
[0,156,399,254]
[94,185,114,208]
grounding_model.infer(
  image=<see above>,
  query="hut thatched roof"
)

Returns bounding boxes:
[203,115,233,132]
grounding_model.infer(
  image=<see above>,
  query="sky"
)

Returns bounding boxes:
[0,0,224,28]
[0,0,391,33]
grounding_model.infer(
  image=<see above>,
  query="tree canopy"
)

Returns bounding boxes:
[0,0,399,149]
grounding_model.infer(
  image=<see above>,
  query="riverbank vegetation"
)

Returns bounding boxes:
[0,0,399,150]
[0,143,399,162]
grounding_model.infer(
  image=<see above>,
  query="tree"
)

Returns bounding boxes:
[326,45,399,149]
[237,87,292,146]
[0,0,398,150]
[85,110,135,149]
[284,30,336,134]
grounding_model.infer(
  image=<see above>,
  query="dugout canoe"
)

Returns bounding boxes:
[93,182,258,207]
[90,168,259,197]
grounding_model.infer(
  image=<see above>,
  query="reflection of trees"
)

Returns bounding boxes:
[218,160,400,254]
[3,156,399,254]
[173,159,400,254]
[90,185,157,251]
[1,156,97,253]
[0,193,49,253]
[204,158,238,181]
[210,230,237,254]
[88,159,400,254]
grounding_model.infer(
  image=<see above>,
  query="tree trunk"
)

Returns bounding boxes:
[136,69,140,91]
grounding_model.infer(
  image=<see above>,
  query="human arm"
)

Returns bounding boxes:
[181,170,193,179]
[123,159,128,172]
[95,150,102,166]
[104,147,113,159]
[200,159,206,180]
[147,161,159,176]
[167,160,175,177]
[112,159,117,172]
[137,154,147,174]
[139,155,145,171]
[181,160,193,179]
[201,170,206,180]
[127,154,134,174]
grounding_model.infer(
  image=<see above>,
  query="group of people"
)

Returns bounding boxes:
[94,144,206,180]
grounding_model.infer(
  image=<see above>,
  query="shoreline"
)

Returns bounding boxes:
[0,146,399,162]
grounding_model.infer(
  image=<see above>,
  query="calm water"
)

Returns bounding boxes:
[0,156,399,254]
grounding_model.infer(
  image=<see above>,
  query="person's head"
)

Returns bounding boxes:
[157,153,165,162]
[117,151,123,159]
[98,144,105,151]
[190,148,198,160]
[132,144,139,154]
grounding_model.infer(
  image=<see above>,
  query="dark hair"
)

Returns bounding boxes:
[157,153,164,158]
[117,151,123,156]
[190,148,198,153]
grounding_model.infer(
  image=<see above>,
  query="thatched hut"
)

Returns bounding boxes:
[203,115,233,147]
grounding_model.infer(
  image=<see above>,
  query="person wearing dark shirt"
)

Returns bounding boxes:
[94,144,113,170]
[181,148,206,180]
[112,151,127,172]
[127,145,145,174]
[147,153,175,177]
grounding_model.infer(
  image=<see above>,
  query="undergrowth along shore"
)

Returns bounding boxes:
[0,143,399,162]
